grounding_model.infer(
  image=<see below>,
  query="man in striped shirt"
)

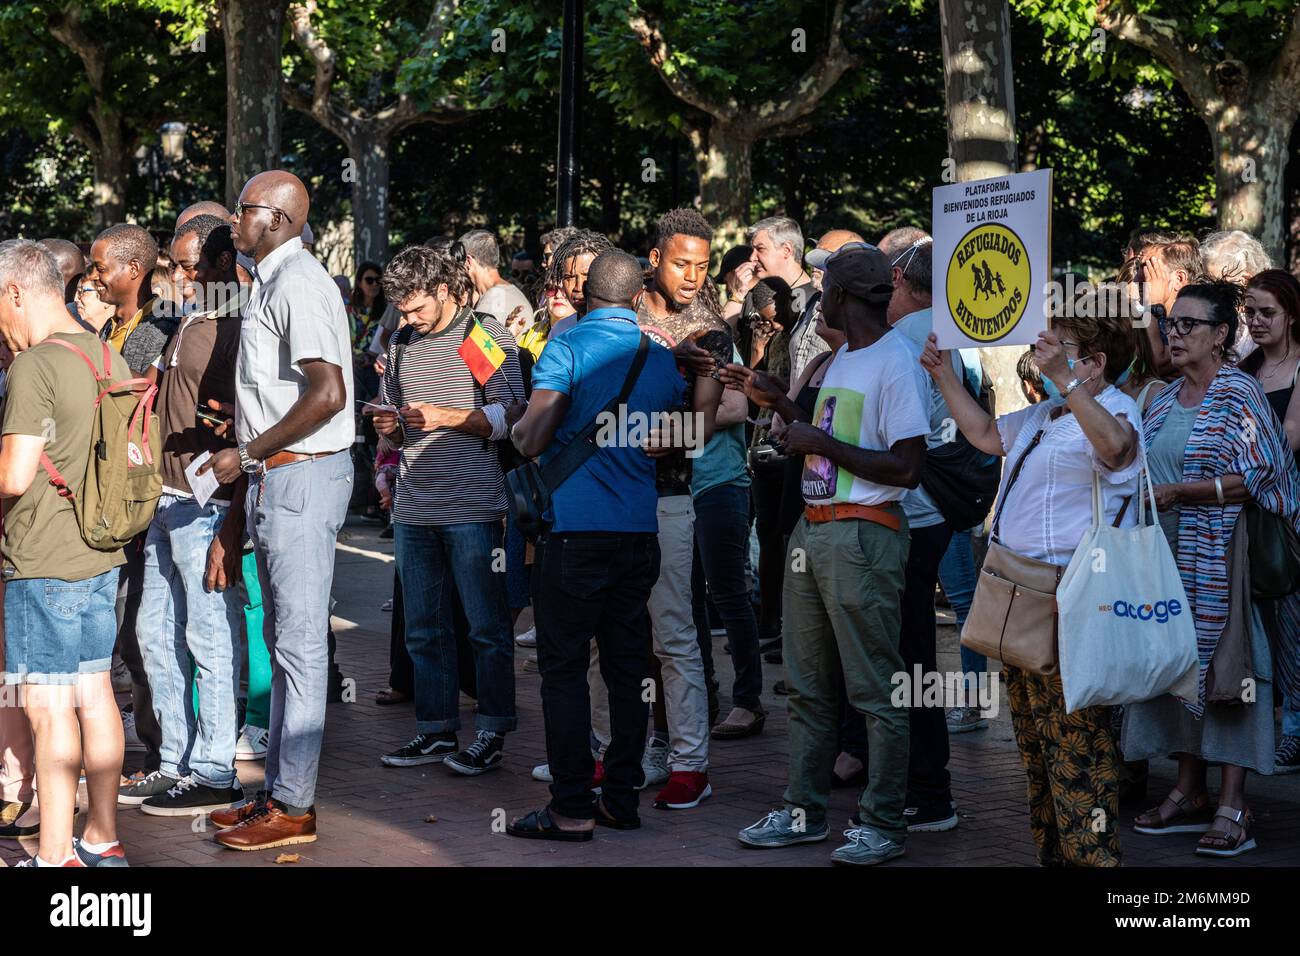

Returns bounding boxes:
[372,244,525,776]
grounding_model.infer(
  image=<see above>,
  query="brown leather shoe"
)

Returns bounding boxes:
[214,801,317,851]
[209,790,265,829]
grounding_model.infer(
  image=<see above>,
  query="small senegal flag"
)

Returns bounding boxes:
[459,318,506,385]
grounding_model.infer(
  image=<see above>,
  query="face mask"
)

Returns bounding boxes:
[1041,357,1091,402]
[1114,358,1134,388]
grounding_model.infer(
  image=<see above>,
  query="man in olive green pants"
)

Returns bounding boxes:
[734,244,929,865]
[782,517,910,839]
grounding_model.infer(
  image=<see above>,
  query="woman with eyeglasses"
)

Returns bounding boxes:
[1238,269,1300,775]
[1125,281,1300,858]
[74,279,116,335]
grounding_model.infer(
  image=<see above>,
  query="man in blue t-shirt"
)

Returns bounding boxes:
[506,250,683,840]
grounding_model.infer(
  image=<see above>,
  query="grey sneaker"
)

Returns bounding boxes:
[118,770,179,807]
[830,826,905,866]
[737,808,830,848]
[637,737,670,790]
[945,706,989,734]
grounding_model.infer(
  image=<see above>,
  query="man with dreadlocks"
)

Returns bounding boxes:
[631,207,735,810]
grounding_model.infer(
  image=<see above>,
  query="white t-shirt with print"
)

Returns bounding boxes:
[801,330,931,507]
[993,386,1143,566]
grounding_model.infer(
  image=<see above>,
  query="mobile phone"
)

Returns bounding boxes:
[195,405,229,426]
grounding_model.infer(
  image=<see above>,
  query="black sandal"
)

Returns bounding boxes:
[595,798,641,830]
[505,807,593,842]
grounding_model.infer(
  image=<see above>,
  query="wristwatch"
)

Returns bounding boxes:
[1061,376,1086,399]
[237,442,262,474]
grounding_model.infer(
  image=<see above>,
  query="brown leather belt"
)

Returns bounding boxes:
[263,449,345,472]
[804,501,902,531]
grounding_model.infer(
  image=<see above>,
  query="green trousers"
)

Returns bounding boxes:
[240,548,272,729]
[782,515,911,842]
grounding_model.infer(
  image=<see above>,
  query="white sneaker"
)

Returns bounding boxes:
[531,762,553,783]
[638,738,670,790]
[111,657,132,694]
[235,724,269,762]
[515,627,537,648]
[121,710,146,753]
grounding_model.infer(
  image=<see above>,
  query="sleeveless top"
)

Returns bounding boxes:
[1262,359,1300,470]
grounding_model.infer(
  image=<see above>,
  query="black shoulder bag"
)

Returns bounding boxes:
[920,363,1003,531]
[506,333,650,541]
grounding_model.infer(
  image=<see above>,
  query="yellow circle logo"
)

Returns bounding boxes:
[946,223,1031,343]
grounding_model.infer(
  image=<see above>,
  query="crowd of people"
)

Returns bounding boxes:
[0,169,1297,868]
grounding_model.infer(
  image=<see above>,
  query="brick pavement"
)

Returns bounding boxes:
[3,517,1298,867]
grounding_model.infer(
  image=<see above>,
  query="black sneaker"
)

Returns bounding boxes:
[1275,735,1300,774]
[381,732,458,767]
[140,776,246,817]
[903,802,959,833]
[118,770,180,807]
[443,730,504,776]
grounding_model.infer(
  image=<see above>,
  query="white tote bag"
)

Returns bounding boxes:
[1057,466,1199,714]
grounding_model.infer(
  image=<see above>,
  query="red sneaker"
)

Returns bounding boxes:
[653,771,712,810]
[589,759,605,794]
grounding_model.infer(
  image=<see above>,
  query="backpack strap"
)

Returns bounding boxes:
[41,337,109,382]
[36,338,109,500]
[40,453,74,499]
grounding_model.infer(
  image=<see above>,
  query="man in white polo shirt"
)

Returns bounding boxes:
[199,170,354,852]
[737,244,929,867]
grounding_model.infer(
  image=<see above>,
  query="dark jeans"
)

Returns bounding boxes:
[535,531,659,821]
[691,482,762,709]
[751,460,785,642]
[387,568,413,697]
[900,522,954,810]
[116,535,161,771]
[395,520,514,735]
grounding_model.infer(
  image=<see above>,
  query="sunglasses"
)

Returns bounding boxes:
[234,201,294,224]
[362,276,380,285]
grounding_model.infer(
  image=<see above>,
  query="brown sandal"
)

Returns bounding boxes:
[1133,787,1213,834]
[1196,806,1256,857]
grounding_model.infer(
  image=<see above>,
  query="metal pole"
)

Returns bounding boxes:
[556,0,583,227]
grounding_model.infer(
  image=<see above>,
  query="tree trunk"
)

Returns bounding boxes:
[1210,104,1290,266]
[690,122,753,249]
[940,0,1026,419]
[84,124,129,231]
[349,125,392,266]
[222,0,287,206]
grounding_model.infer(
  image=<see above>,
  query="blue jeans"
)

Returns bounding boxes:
[246,451,353,811]
[938,530,983,680]
[2,568,118,684]
[137,495,244,788]
[691,482,762,709]
[395,520,516,735]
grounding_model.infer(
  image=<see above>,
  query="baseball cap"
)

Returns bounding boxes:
[805,247,833,271]
[713,244,753,282]
[822,243,893,303]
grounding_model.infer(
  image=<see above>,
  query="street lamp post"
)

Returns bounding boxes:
[555,0,583,228]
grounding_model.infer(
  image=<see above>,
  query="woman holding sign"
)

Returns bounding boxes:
[1125,281,1300,859]
[921,300,1141,867]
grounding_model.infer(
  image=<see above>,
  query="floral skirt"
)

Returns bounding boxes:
[1005,666,1121,867]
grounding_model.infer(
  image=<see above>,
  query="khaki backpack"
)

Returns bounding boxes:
[38,338,162,551]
